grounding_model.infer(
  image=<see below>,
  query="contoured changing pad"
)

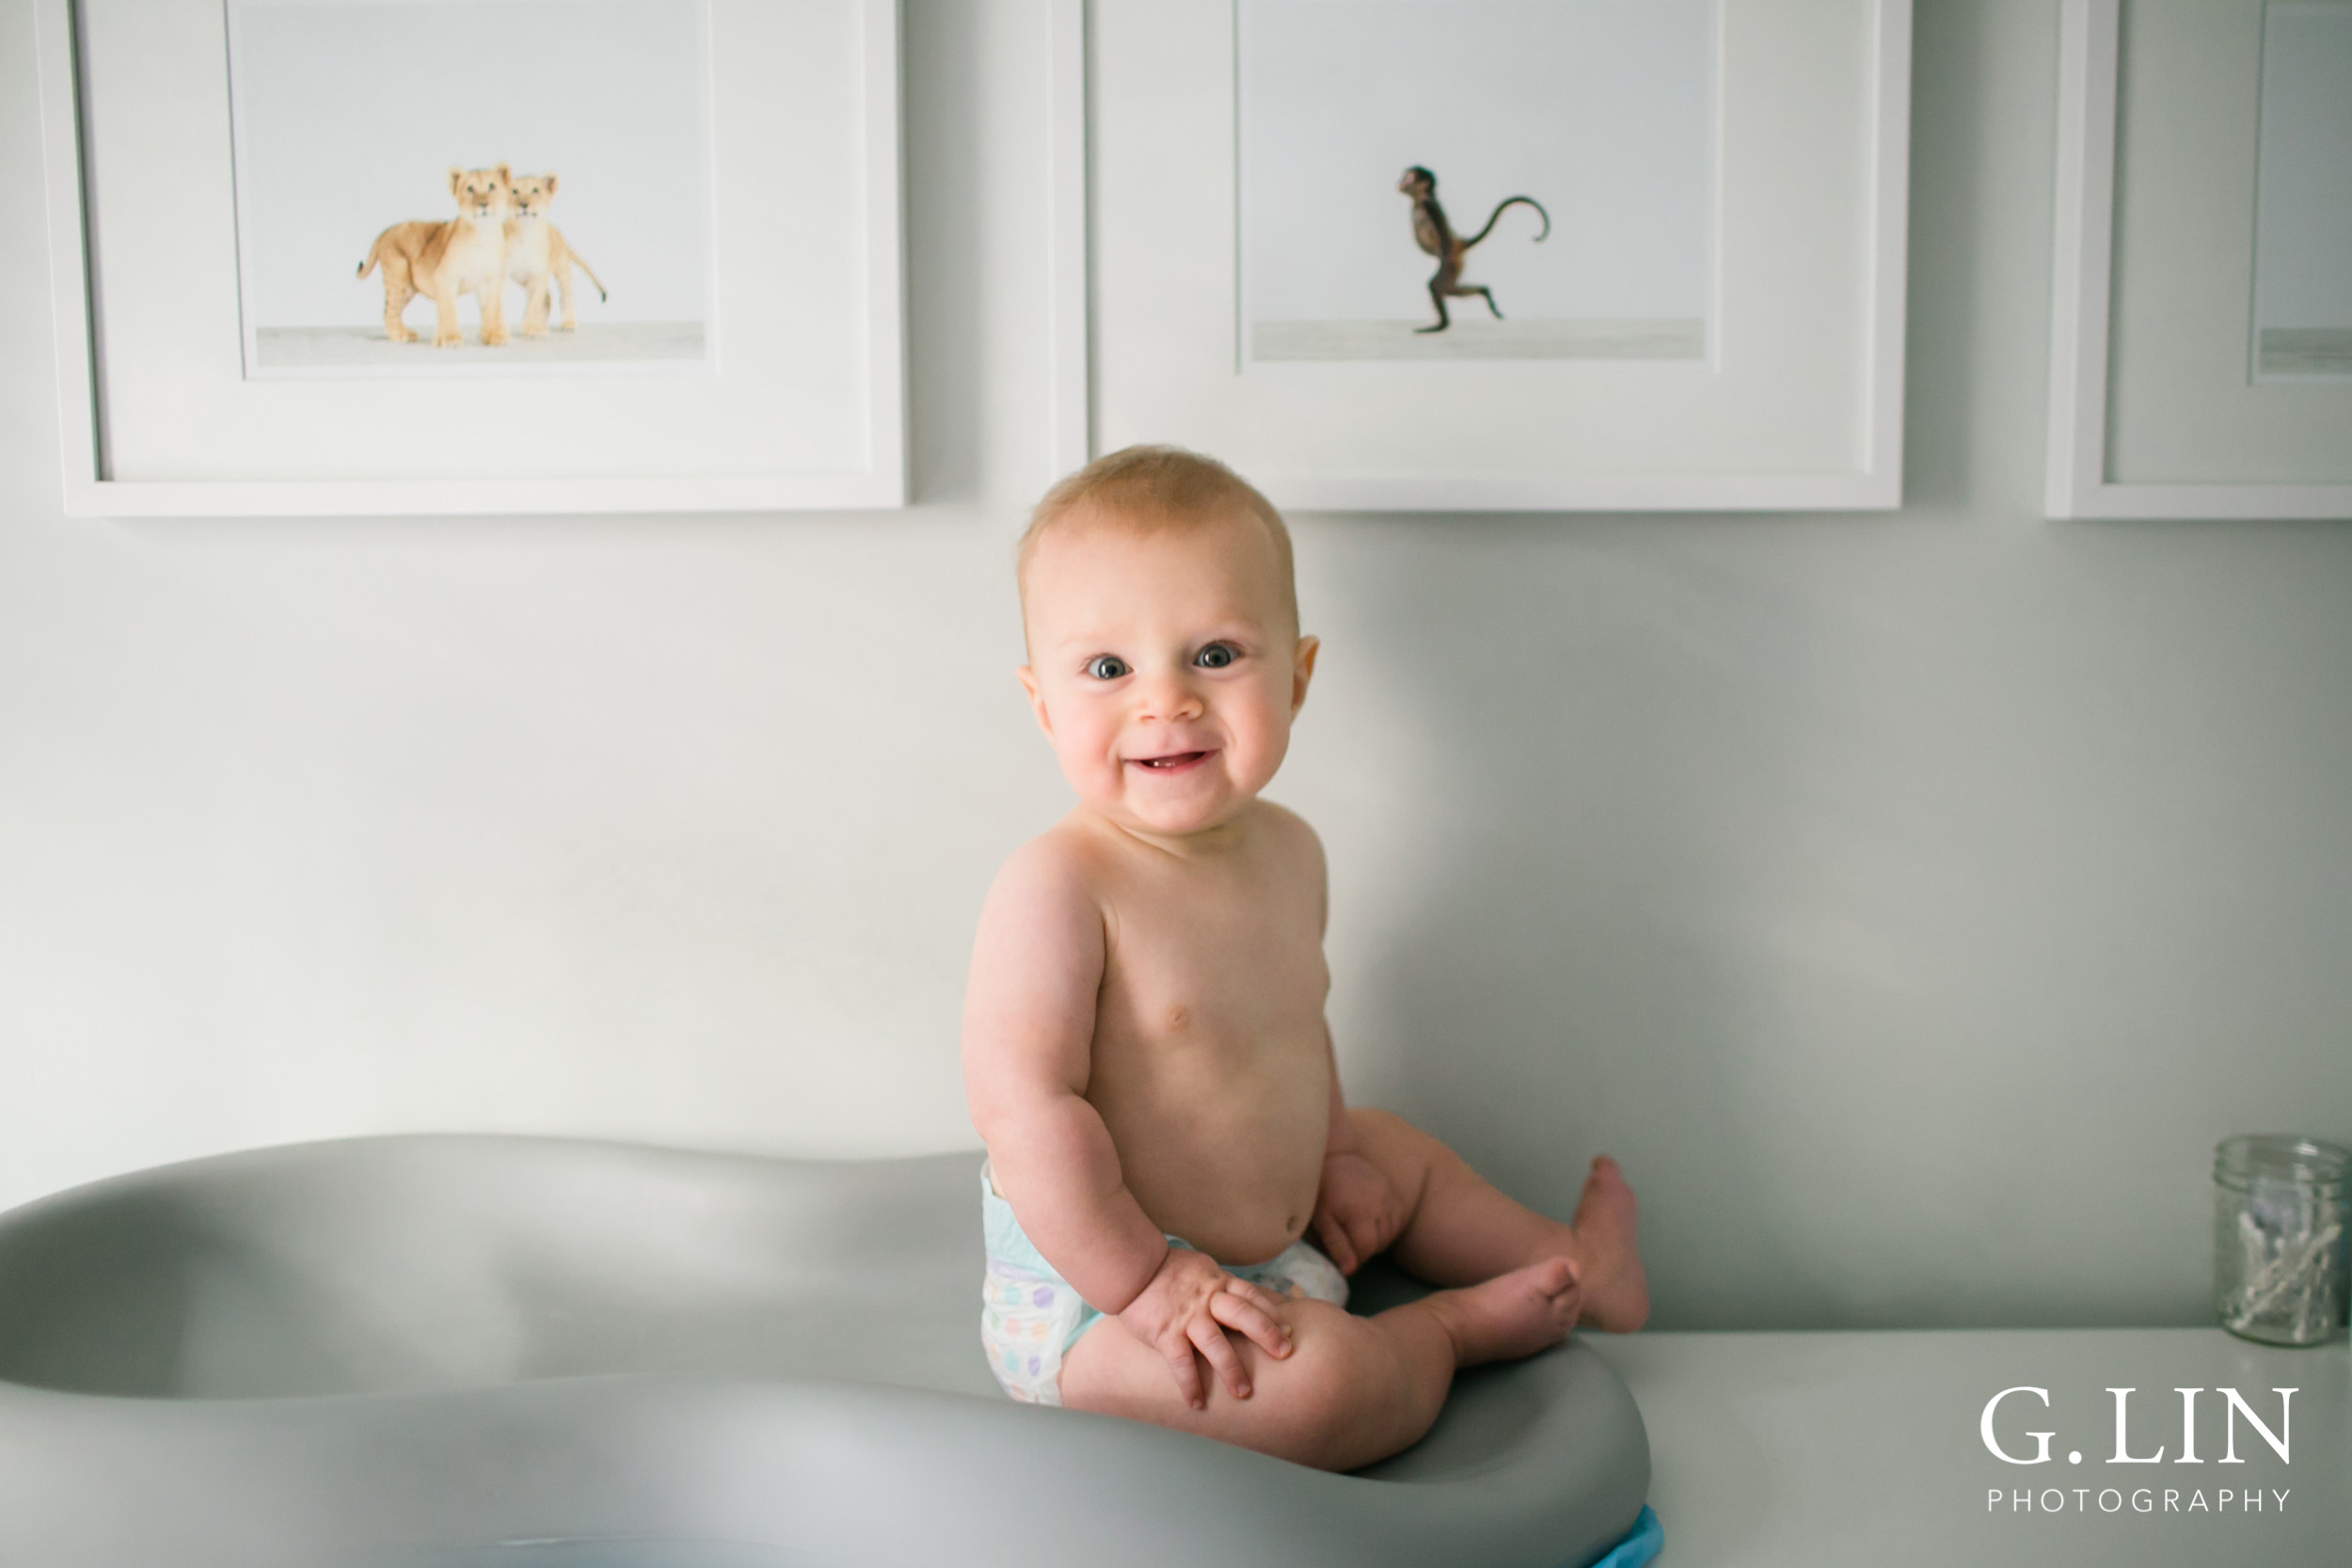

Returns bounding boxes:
[0,1136,1649,1567]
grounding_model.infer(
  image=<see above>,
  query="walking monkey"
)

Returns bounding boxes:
[1397,166,1550,333]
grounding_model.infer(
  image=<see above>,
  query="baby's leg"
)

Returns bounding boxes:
[1057,1260,1579,1471]
[1347,1108,1648,1332]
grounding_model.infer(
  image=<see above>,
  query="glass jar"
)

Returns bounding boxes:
[2213,1134,2350,1346]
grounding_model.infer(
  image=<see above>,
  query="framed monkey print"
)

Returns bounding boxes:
[1053,0,1913,513]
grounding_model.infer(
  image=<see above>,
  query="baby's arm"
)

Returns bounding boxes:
[961,840,1292,1409]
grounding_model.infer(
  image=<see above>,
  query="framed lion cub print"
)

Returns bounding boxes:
[35,0,907,515]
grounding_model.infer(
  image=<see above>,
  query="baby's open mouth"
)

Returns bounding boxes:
[1130,751,1211,772]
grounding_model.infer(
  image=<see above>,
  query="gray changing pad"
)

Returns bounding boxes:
[0,1135,1649,1567]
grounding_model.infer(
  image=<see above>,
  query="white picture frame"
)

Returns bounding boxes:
[34,0,908,517]
[1049,0,1093,479]
[1051,0,1913,513]
[2045,0,2352,521]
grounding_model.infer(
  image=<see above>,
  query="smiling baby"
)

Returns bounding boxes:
[961,447,1647,1470]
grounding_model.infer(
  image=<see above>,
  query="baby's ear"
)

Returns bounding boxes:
[1015,666,1054,740]
[1290,634,1320,715]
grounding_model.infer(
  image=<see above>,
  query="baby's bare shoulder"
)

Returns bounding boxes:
[989,817,1112,904]
[965,822,1115,1054]
[1246,800,1328,931]
[1248,800,1327,873]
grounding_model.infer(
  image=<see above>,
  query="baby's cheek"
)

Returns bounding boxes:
[1052,725,1124,800]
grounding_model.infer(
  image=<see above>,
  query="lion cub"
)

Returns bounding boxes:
[358,166,515,348]
[504,174,608,336]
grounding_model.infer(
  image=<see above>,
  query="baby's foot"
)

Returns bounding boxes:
[1568,1156,1649,1332]
[1425,1258,1581,1368]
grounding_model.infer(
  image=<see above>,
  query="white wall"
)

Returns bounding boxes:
[3,0,2348,1331]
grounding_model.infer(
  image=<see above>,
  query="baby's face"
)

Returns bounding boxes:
[1019,511,1316,841]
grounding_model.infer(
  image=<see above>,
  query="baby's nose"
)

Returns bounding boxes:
[1136,671,1203,720]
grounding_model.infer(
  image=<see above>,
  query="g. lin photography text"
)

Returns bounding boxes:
[1980,1385,2298,1521]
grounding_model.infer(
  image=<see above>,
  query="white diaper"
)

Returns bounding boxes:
[978,1166,1349,1406]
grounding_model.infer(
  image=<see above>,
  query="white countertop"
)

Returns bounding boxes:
[1587,1328,2349,1565]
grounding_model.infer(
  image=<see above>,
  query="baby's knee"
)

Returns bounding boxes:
[1248,1306,1426,1466]
[1266,1305,1370,1406]
[1347,1106,1459,1178]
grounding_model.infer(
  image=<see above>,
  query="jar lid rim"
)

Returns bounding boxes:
[2214,1133,2351,1190]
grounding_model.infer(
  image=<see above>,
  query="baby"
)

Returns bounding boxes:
[962,448,1647,1471]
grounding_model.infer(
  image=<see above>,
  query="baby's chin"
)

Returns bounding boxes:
[1089,774,1256,838]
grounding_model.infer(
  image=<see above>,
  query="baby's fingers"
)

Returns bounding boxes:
[1312,1207,1359,1274]
[1208,1286,1293,1358]
[1154,1331,1206,1411]
[1188,1314,1253,1402]
[1225,1275,1289,1316]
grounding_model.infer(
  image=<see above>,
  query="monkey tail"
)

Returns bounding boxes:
[1462,196,1550,250]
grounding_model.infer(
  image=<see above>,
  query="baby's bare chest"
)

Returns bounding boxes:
[1094,880,1328,1069]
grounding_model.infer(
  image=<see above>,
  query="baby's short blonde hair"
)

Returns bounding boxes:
[1018,445,1297,629]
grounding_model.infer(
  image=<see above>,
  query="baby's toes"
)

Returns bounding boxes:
[1531,1256,1579,1303]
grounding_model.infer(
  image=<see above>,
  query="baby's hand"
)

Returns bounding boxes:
[1311,1148,1410,1275]
[1117,1247,1294,1410]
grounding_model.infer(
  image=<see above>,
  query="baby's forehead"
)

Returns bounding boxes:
[1037,503,1274,572]
[1040,502,1279,582]
[1025,509,1285,612]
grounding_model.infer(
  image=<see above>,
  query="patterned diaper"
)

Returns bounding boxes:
[979,1164,1350,1406]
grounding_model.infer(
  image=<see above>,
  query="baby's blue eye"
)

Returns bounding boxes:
[1194,642,1237,670]
[1085,655,1130,680]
